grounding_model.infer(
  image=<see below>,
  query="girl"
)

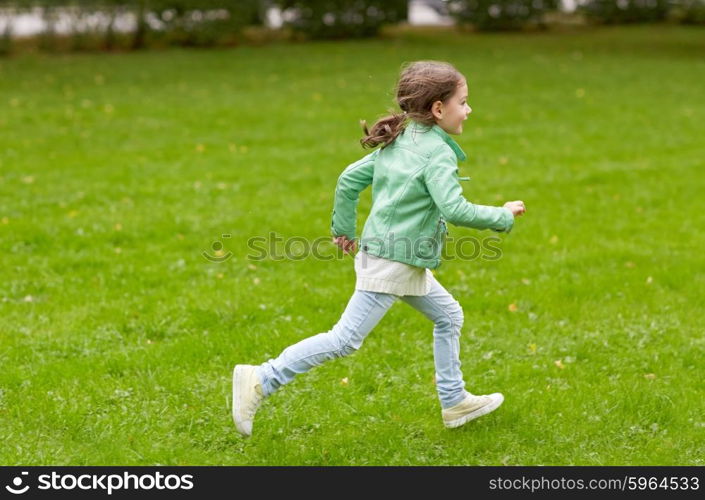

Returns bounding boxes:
[233,61,526,437]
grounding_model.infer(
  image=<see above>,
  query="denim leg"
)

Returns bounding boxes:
[401,275,466,409]
[258,289,398,397]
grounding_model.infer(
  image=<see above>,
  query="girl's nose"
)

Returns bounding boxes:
[467,105,472,115]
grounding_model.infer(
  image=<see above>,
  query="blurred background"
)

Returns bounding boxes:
[1,0,704,54]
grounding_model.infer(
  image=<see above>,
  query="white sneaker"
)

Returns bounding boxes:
[232,364,264,437]
[442,392,504,428]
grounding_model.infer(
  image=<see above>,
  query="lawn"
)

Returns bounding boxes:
[0,24,704,465]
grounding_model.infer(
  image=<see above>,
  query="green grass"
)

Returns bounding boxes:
[1,25,704,465]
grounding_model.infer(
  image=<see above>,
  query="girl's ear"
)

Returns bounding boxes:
[431,100,443,121]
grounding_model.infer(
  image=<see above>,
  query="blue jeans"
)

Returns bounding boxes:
[257,274,467,409]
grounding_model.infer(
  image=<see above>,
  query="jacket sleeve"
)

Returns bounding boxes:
[331,149,378,239]
[423,145,514,233]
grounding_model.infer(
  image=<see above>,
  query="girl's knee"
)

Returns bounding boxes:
[338,344,359,357]
[435,302,463,332]
[327,324,362,357]
[450,304,464,330]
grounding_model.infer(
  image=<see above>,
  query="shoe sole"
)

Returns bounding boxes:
[443,394,504,429]
[232,365,250,437]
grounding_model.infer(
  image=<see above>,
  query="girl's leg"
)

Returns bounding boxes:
[400,274,467,409]
[257,289,398,397]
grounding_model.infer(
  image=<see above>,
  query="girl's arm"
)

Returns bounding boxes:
[424,146,514,233]
[331,149,378,240]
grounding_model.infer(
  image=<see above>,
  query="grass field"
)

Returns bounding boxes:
[1,25,704,465]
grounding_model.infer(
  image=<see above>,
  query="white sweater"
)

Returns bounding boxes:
[354,251,432,296]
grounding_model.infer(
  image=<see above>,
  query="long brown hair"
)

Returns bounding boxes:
[360,61,465,149]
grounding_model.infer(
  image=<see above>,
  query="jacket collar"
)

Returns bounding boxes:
[407,121,467,162]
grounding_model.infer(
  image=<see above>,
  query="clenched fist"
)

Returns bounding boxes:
[333,235,357,255]
[503,200,526,217]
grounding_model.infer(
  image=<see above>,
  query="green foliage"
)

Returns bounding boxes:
[446,0,560,31]
[275,0,408,38]
[2,0,264,52]
[581,0,705,25]
[580,0,672,24]
[135,0,262,47]
[669,0,705,24]
[0,16,12,56]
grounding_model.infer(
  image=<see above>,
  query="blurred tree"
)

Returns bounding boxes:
[275,0,408,38]
[130,0,262,48]
[0,1,16,55]
[0,0,265,52]
[36,0,60,51]
[670,0,705,24]
[446,0,560,31]
[579,0,671,24]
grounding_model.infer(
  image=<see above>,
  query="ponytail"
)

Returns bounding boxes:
[360,111,407,149]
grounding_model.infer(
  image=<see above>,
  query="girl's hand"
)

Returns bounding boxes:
[333,235,357,255]
[504,200,526,217]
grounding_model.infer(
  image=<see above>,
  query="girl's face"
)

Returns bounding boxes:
[432,80,472,135]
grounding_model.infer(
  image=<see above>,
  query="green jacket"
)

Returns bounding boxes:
[331,121,514,269]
